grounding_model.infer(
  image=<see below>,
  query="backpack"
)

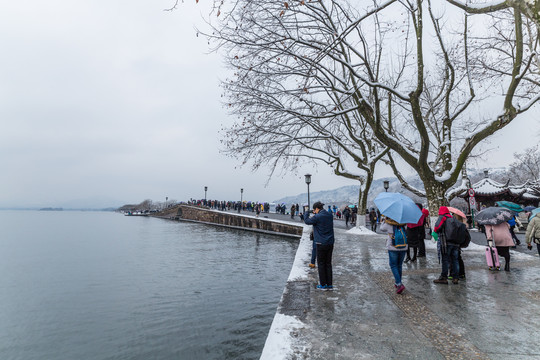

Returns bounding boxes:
[444,217,462,244]
[392,225,408,248]
[459,224,471,248]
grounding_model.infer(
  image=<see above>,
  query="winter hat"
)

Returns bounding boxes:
[438,206,450,215]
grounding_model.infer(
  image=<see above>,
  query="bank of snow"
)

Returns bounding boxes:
[259,225,312,360]
[346,226,376,235]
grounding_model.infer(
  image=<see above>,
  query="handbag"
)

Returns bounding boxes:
[425,226,432,240]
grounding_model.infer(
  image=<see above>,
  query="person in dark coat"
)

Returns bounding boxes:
[418,207,430,257]
[507,215,521,246]
[369,209,378,232]
[305,201,335,290]
[343,207,351,227]
[448,214,469,280]
[405,203,428,262]
[433,206,461,284]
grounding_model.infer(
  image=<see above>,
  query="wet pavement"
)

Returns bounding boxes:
[255,213,540,359]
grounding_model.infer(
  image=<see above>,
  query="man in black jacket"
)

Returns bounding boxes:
[305,201,335,290]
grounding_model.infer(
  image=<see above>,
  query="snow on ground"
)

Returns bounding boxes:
[287,225,313,281]
[260,226,311,360]
[259,313,306,360]
[346,226,376,235]
[260,217,536,359]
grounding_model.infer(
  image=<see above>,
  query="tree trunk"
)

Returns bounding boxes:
[356,183,366,227]
[423,178,449,224]
[356,168,374,228]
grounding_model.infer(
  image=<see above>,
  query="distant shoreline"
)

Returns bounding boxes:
[0,208,116,212]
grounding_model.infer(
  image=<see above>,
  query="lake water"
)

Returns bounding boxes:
[0,210,298,360]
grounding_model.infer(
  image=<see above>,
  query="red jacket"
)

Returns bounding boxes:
[407,208,429,228]
[434,206,452,233]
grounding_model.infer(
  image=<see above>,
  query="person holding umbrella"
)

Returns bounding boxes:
[375,192,422,294]
[380,217,409,294]
[476,206,515,271]
[484,222,514,271]
[496,201,523,246]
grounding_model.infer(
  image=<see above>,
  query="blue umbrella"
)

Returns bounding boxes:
[374,192,422,224]
[529,208,540,221]
[523,205,536,212]
[495,201,523,213]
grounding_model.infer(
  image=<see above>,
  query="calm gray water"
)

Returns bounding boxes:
[0,210,298,360]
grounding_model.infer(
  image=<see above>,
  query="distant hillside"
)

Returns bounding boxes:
[273,167,508,208]
[273,177,420,207]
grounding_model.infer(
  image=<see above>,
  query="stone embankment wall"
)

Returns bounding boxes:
[157,205,303,238]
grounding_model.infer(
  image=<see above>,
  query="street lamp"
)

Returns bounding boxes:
[305,174,312,212]
[239,188,244,213]
[383,180,389,192]
[165,196,168,209]
[465,177,476,228]
[204,186,208,205]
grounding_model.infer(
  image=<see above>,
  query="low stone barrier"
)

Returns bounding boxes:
[168,205,303,238]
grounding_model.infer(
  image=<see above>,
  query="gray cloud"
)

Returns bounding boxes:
[0,1,536,208]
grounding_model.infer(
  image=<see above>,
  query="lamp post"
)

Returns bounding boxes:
[383,180,389,192]
[239,188,243,213]
[305,174,312,213]
[165,196,168,209]
[204,186,208,205]
[466,177,476,228]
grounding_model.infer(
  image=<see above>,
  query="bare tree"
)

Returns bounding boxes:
[204,0,539,211]
[507,145,540,183]
[216,1,392,215]
[446,0,540,29]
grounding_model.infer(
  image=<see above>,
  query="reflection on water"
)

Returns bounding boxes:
[0,211,298,360]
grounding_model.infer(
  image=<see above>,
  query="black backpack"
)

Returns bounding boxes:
[458,222,471,248]
[445,217,469,246]
[444,217,461,243]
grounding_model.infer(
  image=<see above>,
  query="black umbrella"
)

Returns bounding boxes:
[475,206,514,225]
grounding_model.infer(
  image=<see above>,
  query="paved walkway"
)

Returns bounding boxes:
[261,223,540,360]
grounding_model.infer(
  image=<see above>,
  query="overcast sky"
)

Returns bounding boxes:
[0,1,537,209]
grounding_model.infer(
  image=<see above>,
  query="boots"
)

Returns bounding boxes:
[505,262,510,271]
[433,277,448,284]
[410,247,417,262]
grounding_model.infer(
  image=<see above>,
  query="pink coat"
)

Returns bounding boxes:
[484,223,514,247]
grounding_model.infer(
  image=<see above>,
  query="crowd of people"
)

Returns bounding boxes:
[190,195,539,296]
[187,198,371,224]
[306,199,539,295]
[187,198,273,214]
